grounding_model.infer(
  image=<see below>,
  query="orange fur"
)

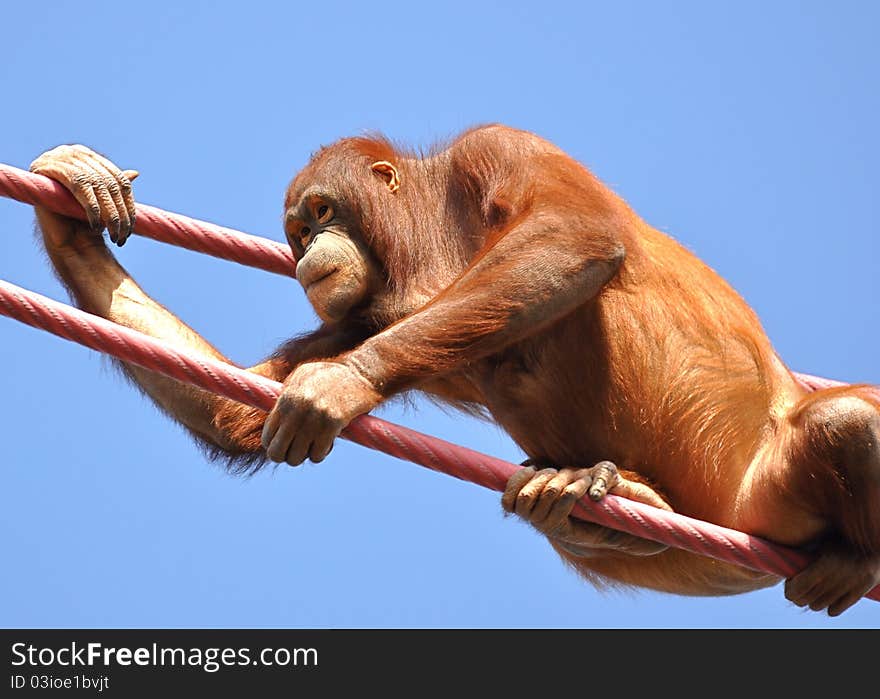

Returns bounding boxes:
[203,125,880,598]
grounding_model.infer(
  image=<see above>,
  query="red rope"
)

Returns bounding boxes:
[1,279,877,602]
[1,161,877,603]
[0,163,295,277]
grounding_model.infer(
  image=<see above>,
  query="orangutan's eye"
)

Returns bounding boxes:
[317,205,333,223]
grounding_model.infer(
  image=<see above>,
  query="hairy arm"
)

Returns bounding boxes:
[31,145,364,471]
[345,203,626,394]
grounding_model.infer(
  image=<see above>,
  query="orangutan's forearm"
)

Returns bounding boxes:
[38,210,239,441]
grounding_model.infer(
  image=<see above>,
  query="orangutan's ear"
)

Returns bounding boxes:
[370,160,401,193]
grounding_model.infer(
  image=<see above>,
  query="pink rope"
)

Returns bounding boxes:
[0,163,296,277]
[1,159,877,603]
[0,278,877,602]
[0,162,840,392]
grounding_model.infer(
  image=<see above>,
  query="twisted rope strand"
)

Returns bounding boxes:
[0,278,877,602]
[0,163,295,276]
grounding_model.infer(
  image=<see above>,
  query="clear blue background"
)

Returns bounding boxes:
[1,1,878,628]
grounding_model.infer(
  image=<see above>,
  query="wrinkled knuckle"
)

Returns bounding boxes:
[542,485,560,500]
[562,483,581,498]
[511,469,534,488]
[507,474,530,493]
[515,492,532,507]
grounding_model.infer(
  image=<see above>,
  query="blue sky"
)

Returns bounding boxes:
[1,1,878,628]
